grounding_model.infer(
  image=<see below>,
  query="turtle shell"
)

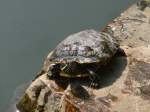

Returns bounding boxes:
[48,29,119,65]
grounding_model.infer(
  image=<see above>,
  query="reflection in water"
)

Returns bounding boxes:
[6,82,30,112]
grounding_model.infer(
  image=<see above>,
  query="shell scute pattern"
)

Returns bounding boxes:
[49,29,119,64]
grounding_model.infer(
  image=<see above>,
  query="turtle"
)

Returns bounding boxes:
[46,29,123,84]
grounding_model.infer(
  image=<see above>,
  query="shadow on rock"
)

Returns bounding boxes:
[99,56,127,88]
[73,56,127,89]
[54,56,127,90]
[71,84,90,100]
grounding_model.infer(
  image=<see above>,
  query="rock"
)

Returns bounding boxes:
[103,3,150,47]
[16,1,150,112]
[137,0,150,11]
[17,73,112,112]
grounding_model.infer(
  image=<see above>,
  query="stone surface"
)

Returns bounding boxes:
[17,1,150,112]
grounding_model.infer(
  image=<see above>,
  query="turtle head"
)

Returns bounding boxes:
[48,61,82,78]
[61,61,80,74]
[48,63,61,79]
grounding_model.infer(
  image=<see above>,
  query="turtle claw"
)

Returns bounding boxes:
[90,79,100,89]
[87,69,100,89]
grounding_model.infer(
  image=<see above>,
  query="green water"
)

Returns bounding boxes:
[0,0,138,111]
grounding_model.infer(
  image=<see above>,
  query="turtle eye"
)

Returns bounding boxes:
[49,64,60,71]
[48,64,61,78]
[48,64,55,71]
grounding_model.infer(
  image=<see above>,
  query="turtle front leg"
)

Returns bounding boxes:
[87,69,100,88]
